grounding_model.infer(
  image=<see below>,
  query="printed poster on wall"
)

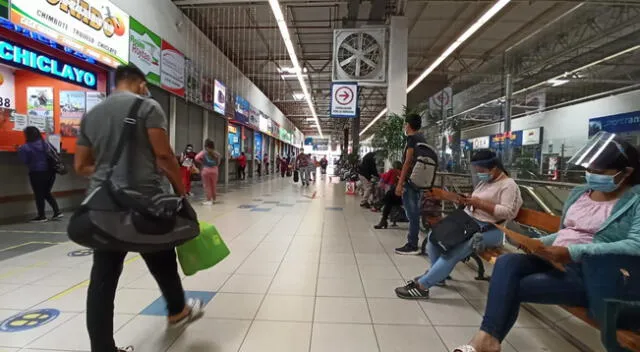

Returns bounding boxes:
[86,92,106,112]
[26,87,53,133]
[12,113,27,131]
[0,64,15,109]
[249,107,259,129]
[11,0,130,67]
[234,95,250,124]
[59,91,86,137]
[201,77,213,106]
[160,41,185,97]
[214,80,226,115]
[129,17,161,86]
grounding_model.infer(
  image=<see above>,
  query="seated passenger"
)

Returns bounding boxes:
[395,150,523,298]
[454,133,640,352]
[373,161,403,228]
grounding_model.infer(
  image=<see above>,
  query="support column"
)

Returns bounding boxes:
[169,96,177,152]
[387,16,408,116]
[503,73,513,167]
[351,111,360,155]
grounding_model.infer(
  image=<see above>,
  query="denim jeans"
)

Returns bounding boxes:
[480,253,588,342]
[403,184,423,247]
[418,222,503,288]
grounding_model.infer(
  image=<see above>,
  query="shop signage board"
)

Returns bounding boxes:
[471,136,490,150]
[0,38,98,89]
[249,107,259,129]
[330,82,358,118]
[129,18,161,86]
[213,80,226,114]
[201,76,213,106]
[589,110,640,136]
[160,41,185,97]
[11,0,130,67]
[259,114,269,134]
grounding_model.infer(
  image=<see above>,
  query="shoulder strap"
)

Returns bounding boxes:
[106,98,145,180]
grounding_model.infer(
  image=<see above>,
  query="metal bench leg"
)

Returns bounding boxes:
[471,254,489,281]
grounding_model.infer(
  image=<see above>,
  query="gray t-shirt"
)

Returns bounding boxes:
[77,91,167,194]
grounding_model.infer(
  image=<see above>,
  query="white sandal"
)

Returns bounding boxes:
[453,346,477,352]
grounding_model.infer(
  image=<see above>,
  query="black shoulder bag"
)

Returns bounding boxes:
[67,98,199,253]
[428,209,482,253]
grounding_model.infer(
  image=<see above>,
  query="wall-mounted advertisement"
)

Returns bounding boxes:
[26,87,53,133]
[160,41,185,97]
[228,124,241,158]
[185,58,202,104]
[0,64,15,109]
[271,121,279,139]
[234,95,249,124]
[86,92,106,112]
[259,114,269,133]
[201,77,213,106]
[589,111,640,136]
[471,136,490,150]
[522,127,542,146]
[214,80,226,115]
[59,91,86,137]
[254,132,263,160]
[129,17,161,86]
[11,0,130,67]
[249,107,259,129]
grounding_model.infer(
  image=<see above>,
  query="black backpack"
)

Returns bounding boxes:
[44,140,67,175]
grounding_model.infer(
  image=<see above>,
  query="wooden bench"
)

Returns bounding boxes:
[476,208,640,352]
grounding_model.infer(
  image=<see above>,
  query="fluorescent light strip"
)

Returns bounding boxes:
[268,0,323,138]
[360,0,511,136]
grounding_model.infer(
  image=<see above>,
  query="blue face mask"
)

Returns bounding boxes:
[585,172,621,193]
[477,173,491,182]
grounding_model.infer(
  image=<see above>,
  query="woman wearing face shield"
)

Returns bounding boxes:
[395,150,523,299]
[454,132,640,352]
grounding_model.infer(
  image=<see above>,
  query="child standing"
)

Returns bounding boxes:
[179,144,196,196]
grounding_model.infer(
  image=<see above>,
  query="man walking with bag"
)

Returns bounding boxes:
[74,65,204,352]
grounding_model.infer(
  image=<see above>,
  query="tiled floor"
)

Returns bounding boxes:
[0,174,591,351]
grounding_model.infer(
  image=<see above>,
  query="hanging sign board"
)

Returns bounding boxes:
[330,82,358,118]
[589,111,640,136]
[522,127,542,146]
[129,17,161,86]
[0,0,7,19]
[160,40,185,97]
[11,0,130,67]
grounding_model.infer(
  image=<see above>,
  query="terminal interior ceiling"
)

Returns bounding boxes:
[172,0,640,138]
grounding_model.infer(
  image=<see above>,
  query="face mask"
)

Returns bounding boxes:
[585,172,621,193]
[477,173,491,182]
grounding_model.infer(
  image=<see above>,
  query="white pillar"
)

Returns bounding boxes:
[202,110,209,144]
[387,16,408,116]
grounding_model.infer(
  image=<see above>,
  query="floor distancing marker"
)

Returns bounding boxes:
[0,261,47,280]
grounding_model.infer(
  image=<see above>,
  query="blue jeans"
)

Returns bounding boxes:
[418,222,503,288]
[480,253,587,341]
[403,184,423,247]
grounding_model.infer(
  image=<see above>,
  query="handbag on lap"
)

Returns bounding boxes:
[428,209,482,253]
[67,98,199,253]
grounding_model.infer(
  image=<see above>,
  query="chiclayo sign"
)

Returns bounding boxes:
[129,17,160,86]
[11,0,130,67]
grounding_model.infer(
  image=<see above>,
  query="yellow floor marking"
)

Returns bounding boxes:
[0,229,67,234]
[49,255,142,301]
[0,241,59,252]
[0,261,47,280]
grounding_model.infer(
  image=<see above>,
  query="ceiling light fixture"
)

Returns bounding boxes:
[268,0,323,137]
[548,78,569,87]
[359,0,512,136]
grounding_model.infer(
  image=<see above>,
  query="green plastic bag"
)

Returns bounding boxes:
[177,222,230,276]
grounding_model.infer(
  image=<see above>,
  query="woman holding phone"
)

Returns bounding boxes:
[395,150,523,299]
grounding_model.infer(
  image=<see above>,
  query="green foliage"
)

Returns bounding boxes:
[371,106,426,162]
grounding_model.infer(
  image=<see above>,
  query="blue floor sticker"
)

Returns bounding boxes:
[68,249,93,257]
[263,201,281,204]
[252,199,264,202]
[325,207,343,211]
[0,309,60,332]
[296,200,312,203]
[238,204,257,209]
[140,291,216,316]
[251,208,272,212]
[276,204,294,207]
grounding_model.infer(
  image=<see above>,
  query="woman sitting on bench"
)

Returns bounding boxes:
[454,133,640,352]
[395,150,523,299]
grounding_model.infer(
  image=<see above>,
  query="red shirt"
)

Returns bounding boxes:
[380,169,401,186]
[238,155,247,167]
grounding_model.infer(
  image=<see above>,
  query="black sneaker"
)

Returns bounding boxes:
[395,244,420,255]
[51,213,64,220]
[395,281,429,300]
[29,216,48,223]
